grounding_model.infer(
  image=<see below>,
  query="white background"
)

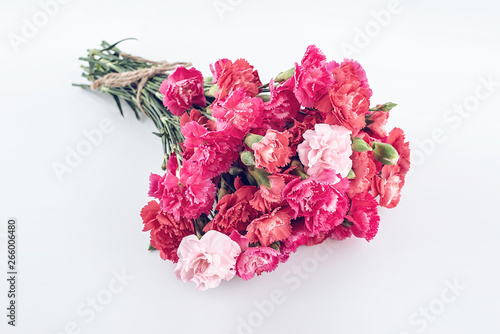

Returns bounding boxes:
[1,0,499,333]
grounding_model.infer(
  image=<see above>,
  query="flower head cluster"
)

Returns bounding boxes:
[141,45,410,290]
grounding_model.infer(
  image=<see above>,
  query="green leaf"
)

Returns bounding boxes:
[112,95,124,117]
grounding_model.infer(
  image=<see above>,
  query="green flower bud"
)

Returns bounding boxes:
[351,137,372,152]
[347,169,356,179]
[240,151,256,166]
[244,133,264,149]
[372,142,399,165]
[275,67,295,83]
[248,167,271,189]
[369,102,397,112]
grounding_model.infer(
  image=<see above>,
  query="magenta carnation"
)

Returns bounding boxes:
[181,121,241,178]
[211,88,264,139]
[148,157,216,220]
[261,79,300,132]
[282,175,350,235]
[291,45,334,108]
[236,246,280,280]
[159,66,206,116]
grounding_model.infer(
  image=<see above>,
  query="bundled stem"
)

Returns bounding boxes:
[73,40,186,168]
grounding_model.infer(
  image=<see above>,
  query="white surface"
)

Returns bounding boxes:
[1,0,500,333]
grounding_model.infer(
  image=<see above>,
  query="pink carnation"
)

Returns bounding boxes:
[210,58,262,102]
[211,88,264,139]
[282,174,350,235]
[249,175,287,213]
[236,247,280,280]
[279,218,328,262]
[181,121,241,178]
[148,156,216,220]
[174,230,241,291]
[292,45,334,108]
[159,66,206,116]
[372,128,410,208]
[252,129,291,174]
[246,207,293,247]
[297,123,353,178]
[315,60,372,135]
[141,201,194,262]
[203,186,258,234]
[261,79,300,132]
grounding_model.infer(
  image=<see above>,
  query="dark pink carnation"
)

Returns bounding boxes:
[181,121,241,178]
[211,88,264,139]
[211,58,262,102]
[236,246,280,280]
[159,66,206,116]
[261,79,300,132]
[141,200,194,262]
[291,45,334,108]
[315,60,372,136]
[246,207,292,247]
[148,157,216,220]
[282,174,350,235]
[203,186,259,234]
[279,218,328,262]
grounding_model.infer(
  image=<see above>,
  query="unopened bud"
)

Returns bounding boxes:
[351,137,372,152]
[244,133,264,149]
[275,67,295,83]
[372,142,399,165]
[369,102,397,112]
[240,151,256,166]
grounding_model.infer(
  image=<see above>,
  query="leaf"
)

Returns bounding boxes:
[112,95,124,117]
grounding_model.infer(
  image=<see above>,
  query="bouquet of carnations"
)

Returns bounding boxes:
[76,41,410,290]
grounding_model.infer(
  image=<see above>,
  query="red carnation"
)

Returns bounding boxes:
[141,201,194,263]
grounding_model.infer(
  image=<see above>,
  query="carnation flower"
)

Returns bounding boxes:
[203,186,259,234]
[148,157,216,220]
[179,109,216,131]
[315,60,372,135]
[291,45,334,108]
[211,88,264,139]
[159,66,206,116]
[348,150,376,199]
[141,201,194,262]
[246,207,292,247]
[252,129,291,174]
[372,128,410,208]
[365,110,390,139]
[174,230,241,291]
[181,121,241,178]
[282,175,350,235]
[279,218,328,262]
[236,247,280,280]
[346,192,380,241]
[249,174,287,213]
[261,79,300,132]
[210,58,262,102]
[297,123,353,178]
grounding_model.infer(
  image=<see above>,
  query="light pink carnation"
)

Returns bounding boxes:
[159,66,206,116]
[236,247,280,280]
[297,123,353,178]
[174,230,241,291]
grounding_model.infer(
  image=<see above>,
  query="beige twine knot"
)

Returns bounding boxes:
[90,52,192,114]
